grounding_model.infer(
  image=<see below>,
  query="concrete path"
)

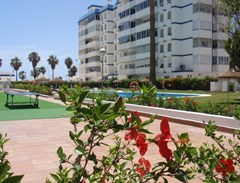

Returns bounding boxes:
[1,116,234,183]
[0,95,236,183]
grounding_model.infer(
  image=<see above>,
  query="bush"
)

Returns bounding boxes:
[45,85,240,183]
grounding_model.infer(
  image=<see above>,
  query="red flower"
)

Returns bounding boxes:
[160,117,172,139]
[136,133,148,156]
[155,118,173,161]
[215,158,235,177]
[168,97,173,103]
[192,101,196,106]
[101,177,106,183]
[157,140,173,161]
[124,128,138,141]
[136,158,151,177]
[133,111,142,123]
[184,97,190,102]
[133,111,140,118]
[128,117,132,123]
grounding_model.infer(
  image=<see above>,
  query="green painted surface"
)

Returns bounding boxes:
[0,92,67,121]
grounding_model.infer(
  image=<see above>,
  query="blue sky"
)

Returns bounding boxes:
[0,0,116,80]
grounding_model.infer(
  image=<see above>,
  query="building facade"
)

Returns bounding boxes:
[78,0,229,81]
[0,72,15,90]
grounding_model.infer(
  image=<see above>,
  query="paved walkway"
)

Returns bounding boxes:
[0,96,235,183]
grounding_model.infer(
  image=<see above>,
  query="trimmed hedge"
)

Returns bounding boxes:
[12,76,217,92]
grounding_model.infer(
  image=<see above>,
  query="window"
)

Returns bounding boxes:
[160,14,164,22]
[167,0,171,4]
[167,11,171,20]
[167,27,171,36]
[159,0,163,6]
[167,43,171,52]
[160,29,164,37]
[160,45,164,53]
[193,38,212,48]
[193,3,212,14]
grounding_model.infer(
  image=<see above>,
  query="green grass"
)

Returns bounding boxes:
[157,90,240,106]
[112,88,240,107]
[0,92,67,121]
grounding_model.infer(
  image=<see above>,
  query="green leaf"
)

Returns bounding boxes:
[162,177,168,183]
[84,124,90,132]
[0,162,10,180]
[65,106,75,111]
[75,146,85,155]
[178,133,189,140]
[138,128,153,134]
[50,173,60,182]
[2,175,24,183]
[79,108,93,116]
[113,97,123,113]
[69,131,75,141]
[56,147,66,161]
[78,91,89,104]
[58,91,66,104]
[99,103,111,115]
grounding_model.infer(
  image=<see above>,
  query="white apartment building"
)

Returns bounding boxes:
[0,72,15,90]
[78,0,229,81]
[78,3,118,81]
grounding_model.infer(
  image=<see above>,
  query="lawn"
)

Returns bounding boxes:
[156,89,240,106]
[115,88,240,106]
[0,92,67,121]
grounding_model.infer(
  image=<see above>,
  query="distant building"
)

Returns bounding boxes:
[0,72,15,90]
[78,0,229,81]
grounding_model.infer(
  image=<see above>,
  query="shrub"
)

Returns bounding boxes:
[45,85,240,183]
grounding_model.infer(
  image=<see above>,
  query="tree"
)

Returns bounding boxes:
[28,52,40,80]
[65,57,73,70]
[30,67,40,78]
[218,0,240,69]
[18,71,26,81]
[10,57,22,81]
[150,0,156,84]
[47,55,59,79]
[0,58,2,67]
[39,66,46,75]
[68,66,78,77]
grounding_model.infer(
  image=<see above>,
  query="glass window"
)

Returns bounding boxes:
[167,27,171,35]
[159,0,163,6]
[160,45,164,53]
[167,43,171,52]
[160,14,164,22]
[160,29,164,37]
[167,11,171,20]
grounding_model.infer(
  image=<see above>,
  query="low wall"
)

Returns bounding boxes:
[84,98,240,134]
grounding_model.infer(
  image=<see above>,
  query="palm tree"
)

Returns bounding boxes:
[150,0,156,84]
[65,57,73,70]
[68,66,78,77]
[47,55,59,79]
[28,52,40,80]
[39,66,46,75]
[31,67,40,78]
[10,57,22,81]
[19,71,26,81]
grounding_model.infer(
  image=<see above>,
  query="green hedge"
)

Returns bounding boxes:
[12,76,216,92]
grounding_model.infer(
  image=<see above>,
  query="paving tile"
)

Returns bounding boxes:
[0,100,236,183]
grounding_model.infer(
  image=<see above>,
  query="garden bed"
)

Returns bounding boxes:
[84,98,240,134]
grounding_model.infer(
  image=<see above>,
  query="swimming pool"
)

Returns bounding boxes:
[116,91,200,98]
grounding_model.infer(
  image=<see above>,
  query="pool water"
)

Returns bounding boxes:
[117,91,199,98]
